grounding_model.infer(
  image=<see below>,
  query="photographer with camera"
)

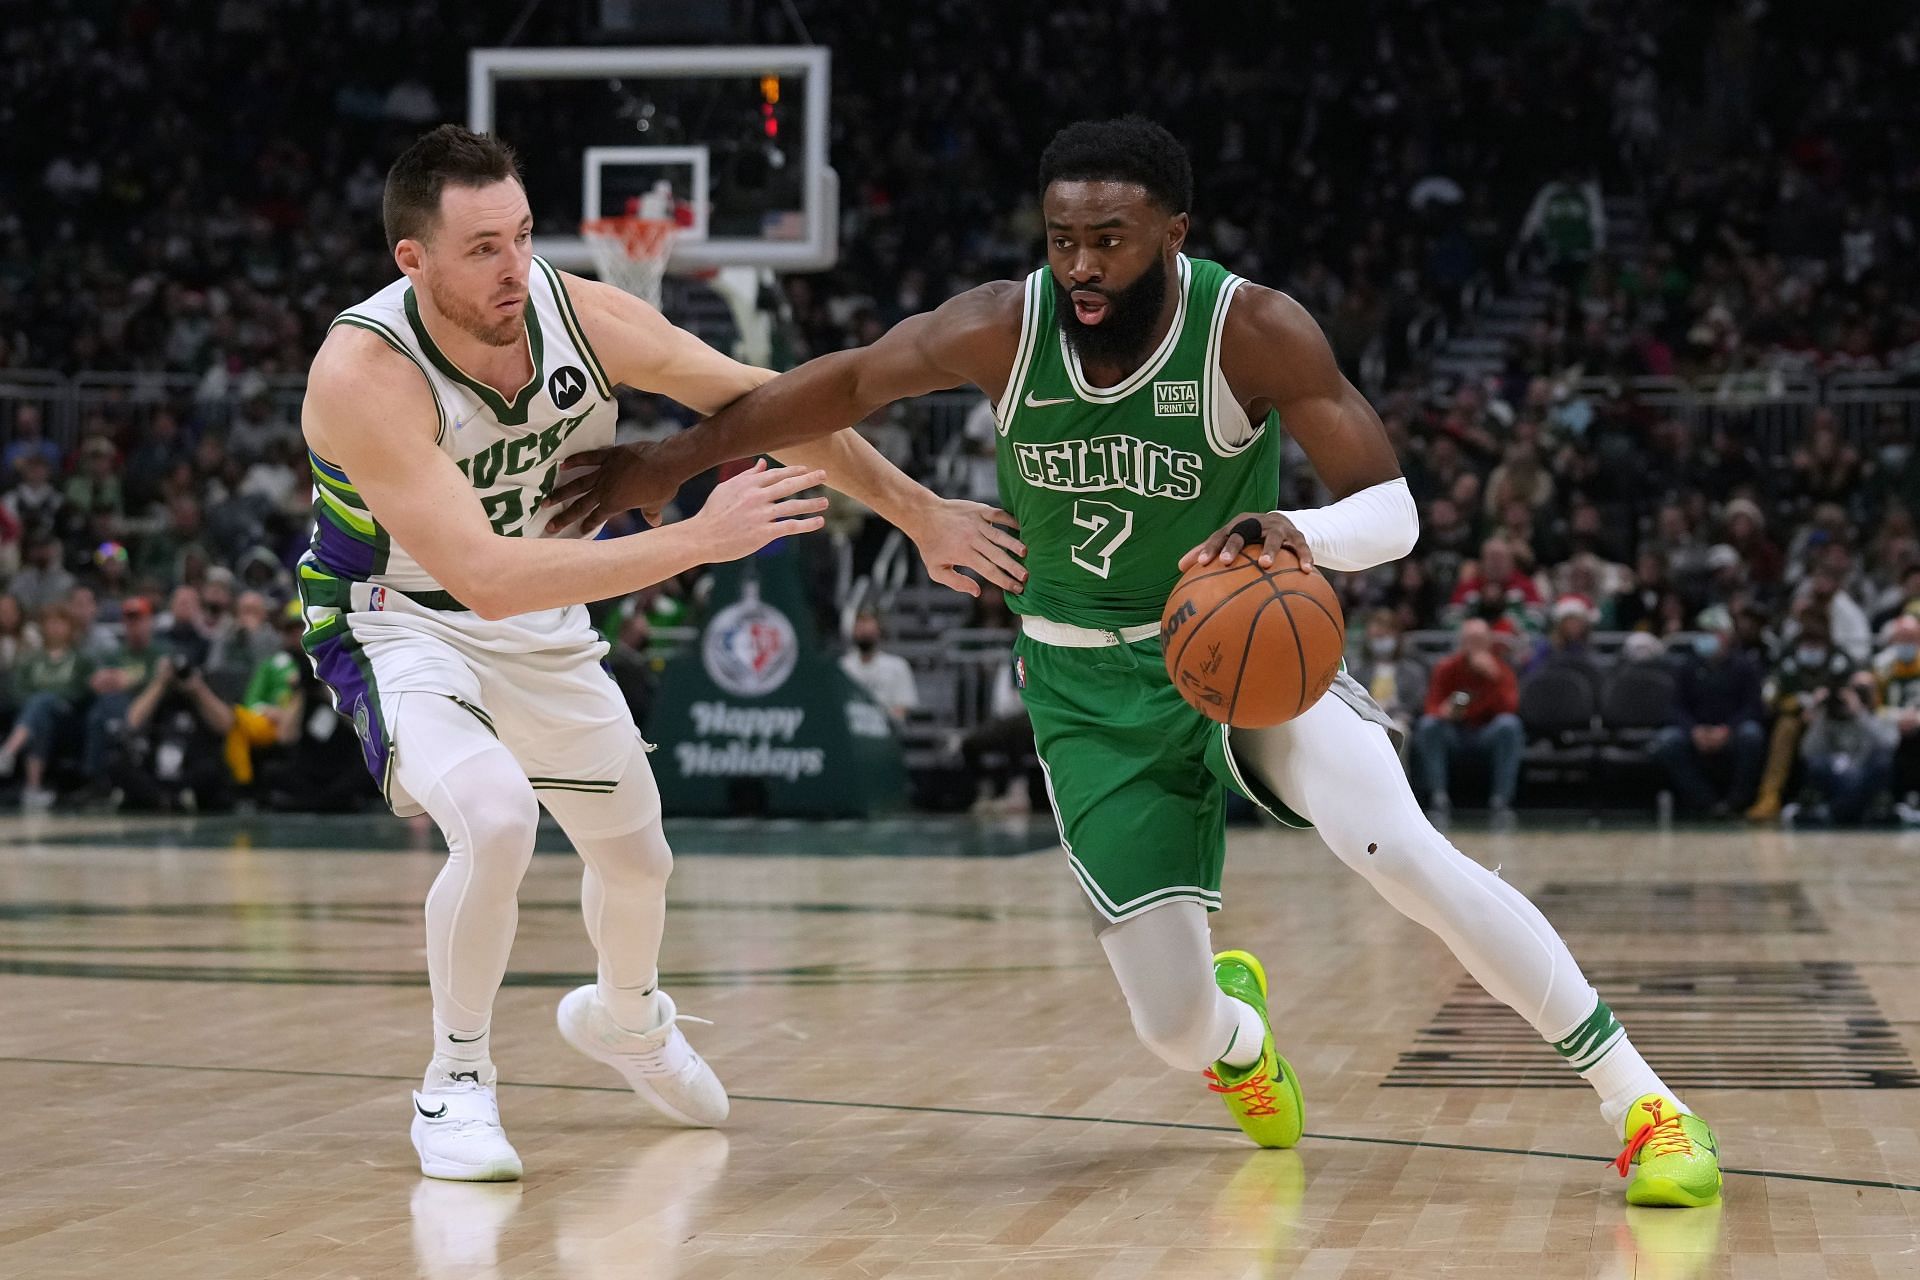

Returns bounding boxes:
[1794,671,1898,826]
[108,647,235,812]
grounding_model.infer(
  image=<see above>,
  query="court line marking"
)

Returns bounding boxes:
[2,1053,1915,1196]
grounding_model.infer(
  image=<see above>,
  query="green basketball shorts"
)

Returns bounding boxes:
[1014,628,1309,925]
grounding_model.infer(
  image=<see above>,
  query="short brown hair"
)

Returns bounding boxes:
[382,125,523,251]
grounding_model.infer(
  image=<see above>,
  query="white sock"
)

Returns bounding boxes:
[423,1055,495,1091]
[600,980,662,1035]
[1580,1036,1688,1130]
[433,1014,491,1067]
[1217,997,1266,1069]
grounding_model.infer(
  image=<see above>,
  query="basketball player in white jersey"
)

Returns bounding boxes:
[301,125,1024,1181]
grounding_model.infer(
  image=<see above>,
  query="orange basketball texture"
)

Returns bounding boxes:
[1159,549,1346,728]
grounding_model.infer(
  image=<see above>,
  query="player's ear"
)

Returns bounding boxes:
[1166,212,1189,255]
[393,238,426,278]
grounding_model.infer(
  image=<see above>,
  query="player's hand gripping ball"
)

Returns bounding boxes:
[1161,519,1346,727]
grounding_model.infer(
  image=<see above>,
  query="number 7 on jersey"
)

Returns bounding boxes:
[1070,499,1135,579]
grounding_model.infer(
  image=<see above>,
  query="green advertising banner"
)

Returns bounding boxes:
[647,548,908,817]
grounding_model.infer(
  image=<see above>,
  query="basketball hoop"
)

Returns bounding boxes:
[580,215,679,308]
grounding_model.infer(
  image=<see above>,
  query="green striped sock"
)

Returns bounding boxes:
[1551,999,1626,1072]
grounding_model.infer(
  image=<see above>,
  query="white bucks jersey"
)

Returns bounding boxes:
[302,257,616,606]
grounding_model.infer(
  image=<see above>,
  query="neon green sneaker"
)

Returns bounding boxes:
[1614,1094,1722,1207]
[1203,949,1305,1149]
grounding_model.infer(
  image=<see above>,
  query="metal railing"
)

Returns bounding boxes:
[6,365,1912,460]
[1567,370,1919,453]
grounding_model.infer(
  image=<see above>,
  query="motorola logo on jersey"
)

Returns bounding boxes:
[547,365,588,410]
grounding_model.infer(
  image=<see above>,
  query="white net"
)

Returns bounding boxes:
[580,216,679,308]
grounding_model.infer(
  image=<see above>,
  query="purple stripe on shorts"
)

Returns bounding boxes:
[308,631,389,787]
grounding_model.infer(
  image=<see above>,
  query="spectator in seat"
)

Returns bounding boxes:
[0,606,90,810]
[1748,611,1855,822]
[840,609,919,722]
[1525,595,1600,679]
[1444,536,1544,636]
[1794,671,1898,826]
[1414,619,1523,823]
[1872,615,1920,821]
[1351,607,1429,748]
[80,596,169,797]
[1651,606,1766,818]
[10,535,75,615]
[1720,497,1782,590]
[1793,564,1874,665]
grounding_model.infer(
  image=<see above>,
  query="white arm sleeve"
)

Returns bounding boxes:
[1277,476,1419,572]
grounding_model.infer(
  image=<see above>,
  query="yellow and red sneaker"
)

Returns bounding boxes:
[1614,1094,1722,1207]
[1203,950,1305,1149]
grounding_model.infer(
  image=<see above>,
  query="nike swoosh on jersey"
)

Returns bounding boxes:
[1024,391,1075,408]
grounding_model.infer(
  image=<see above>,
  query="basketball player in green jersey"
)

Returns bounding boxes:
[551,119,1721,1207]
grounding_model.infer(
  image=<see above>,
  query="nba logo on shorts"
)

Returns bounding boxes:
[369,586,387,611]
[1014,655,1027,689]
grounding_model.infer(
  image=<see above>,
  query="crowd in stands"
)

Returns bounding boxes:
[2,1,1917,819]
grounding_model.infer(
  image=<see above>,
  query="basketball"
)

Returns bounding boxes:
[1159,548,1346,728]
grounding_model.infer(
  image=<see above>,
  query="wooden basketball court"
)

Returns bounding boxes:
[4,812,1918,1278]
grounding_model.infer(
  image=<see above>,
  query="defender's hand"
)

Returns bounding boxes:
[547,442,678,533]
[685,461,829,561]
[1179,511,1313,573]
[907,499,1026,598]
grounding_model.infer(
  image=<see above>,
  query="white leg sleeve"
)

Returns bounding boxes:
[1235,695,1599,1038]
[1098,901,1250,1073]
[539,738,675,1031]
[393,693,541,1042]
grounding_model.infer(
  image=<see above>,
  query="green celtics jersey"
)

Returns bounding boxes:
[995,255,1281,630]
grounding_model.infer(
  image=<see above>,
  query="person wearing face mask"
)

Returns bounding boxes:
[1650,606,1766,819]
[1793,673,1899,826]
[1872,615,1920,822]
[1746,611,1856,823]
[839,609,919,723]
[1350,609,1428,754]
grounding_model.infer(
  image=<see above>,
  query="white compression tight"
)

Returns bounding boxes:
[396,694,675,1057]
[1232,693,1599,1041]
[541,738,675,1032]
[1099,901,1263,1072]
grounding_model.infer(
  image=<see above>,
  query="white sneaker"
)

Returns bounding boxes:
[20,787,54,812]
[557,985,729,1127]
[410,1063,523,1182]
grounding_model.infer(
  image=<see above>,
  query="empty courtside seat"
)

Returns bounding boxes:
[1517,665,1601,789]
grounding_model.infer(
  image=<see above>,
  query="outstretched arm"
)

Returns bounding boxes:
[1181,284,1414,573]
[547,280,1026,528]
[302,326,826,620]
[547,273,1025,593]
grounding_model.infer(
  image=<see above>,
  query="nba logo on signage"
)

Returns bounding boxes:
[703,597,799,696]
[1154,381,1199,416]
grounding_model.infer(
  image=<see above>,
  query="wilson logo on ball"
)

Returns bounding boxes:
[1159,548,1345,728]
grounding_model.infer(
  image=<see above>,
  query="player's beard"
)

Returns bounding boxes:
[425,276,525,348]
[1052,255,1169,368]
